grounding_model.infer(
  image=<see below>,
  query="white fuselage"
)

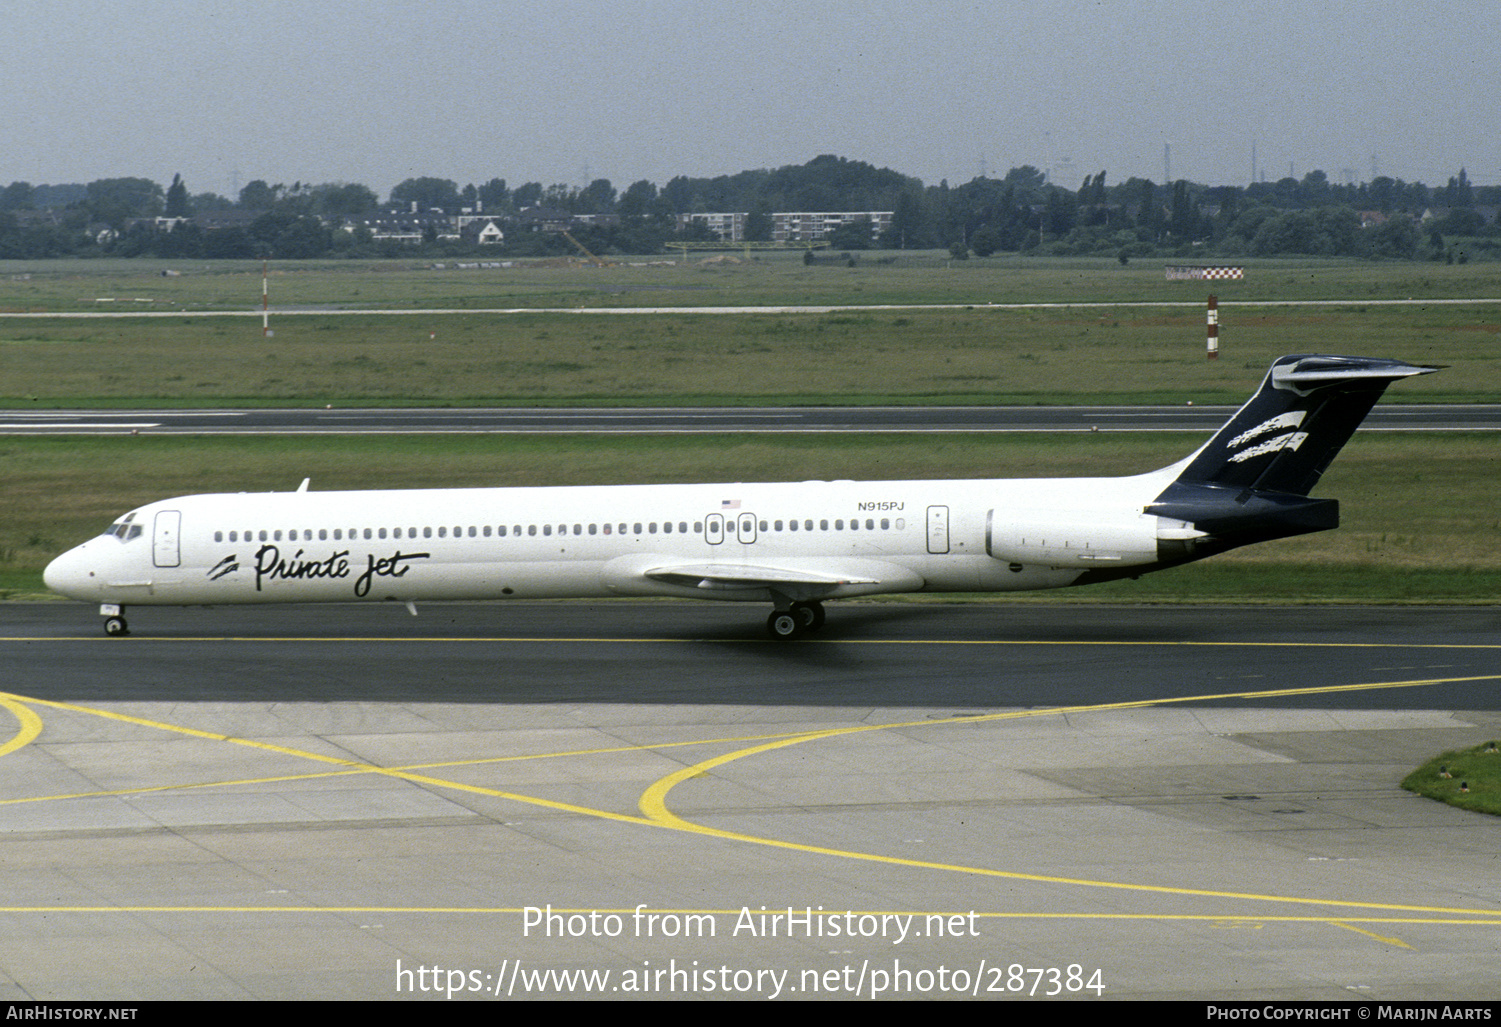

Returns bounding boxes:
[43,463,1190,609]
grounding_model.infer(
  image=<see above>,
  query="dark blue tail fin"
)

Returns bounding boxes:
[1172,354,1436,496]
[1147,354,1436,562]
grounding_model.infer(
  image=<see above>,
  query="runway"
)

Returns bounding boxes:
[0,404,1495,435]
[3,601,1500,1000]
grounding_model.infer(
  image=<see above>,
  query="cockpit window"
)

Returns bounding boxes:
[104,511,143,542]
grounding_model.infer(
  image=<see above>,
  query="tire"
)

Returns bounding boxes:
[792,601,825,631]
[766,611,804,640]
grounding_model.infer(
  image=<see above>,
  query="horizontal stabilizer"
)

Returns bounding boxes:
[1271,356,1438,391]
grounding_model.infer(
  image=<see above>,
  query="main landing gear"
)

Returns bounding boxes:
[766,600,825,640]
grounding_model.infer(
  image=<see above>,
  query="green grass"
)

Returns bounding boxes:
[1,258,1496,407]
[0,304,1492,406]
[4,254,1501,311]
[1403,741,1501,817]
[3,433,1496,601]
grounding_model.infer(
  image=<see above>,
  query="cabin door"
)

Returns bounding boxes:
[926,505,950,555]
[153,510,182,568]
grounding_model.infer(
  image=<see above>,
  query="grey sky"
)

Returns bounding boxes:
[5,0,1496,200]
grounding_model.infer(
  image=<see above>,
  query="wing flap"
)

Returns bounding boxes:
[602,554,924,600]
[644,562,880,591]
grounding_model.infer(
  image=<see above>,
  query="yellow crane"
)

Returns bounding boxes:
[561,229,612,266]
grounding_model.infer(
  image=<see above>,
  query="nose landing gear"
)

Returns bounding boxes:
[100,604,129,637]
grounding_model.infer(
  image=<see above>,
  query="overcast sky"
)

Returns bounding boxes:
[5,0,1497,200]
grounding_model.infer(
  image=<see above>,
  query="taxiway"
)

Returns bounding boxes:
[2,601,1499,1000]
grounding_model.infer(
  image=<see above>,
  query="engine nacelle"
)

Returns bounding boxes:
[985,509,1169,569]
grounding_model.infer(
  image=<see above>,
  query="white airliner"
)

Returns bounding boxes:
[44,354,1433,638]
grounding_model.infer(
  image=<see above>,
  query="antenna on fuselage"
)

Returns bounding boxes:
[296,478,310,493]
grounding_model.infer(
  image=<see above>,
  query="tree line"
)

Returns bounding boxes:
[0,156,1495,261]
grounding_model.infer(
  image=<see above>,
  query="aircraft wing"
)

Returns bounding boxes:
[644,562,880,591]
[609,557,924,601]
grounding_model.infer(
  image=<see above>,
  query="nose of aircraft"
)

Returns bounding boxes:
[43,543,96,600]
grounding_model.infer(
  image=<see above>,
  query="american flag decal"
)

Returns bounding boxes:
[721,499,741,510]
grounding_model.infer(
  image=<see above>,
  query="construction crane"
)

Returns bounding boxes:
[561,229,612,266]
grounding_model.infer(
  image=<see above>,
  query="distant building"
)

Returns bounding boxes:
[772,211,891,244]
[460,217,505,245]
[349,207,458,244]
[677,212,747,241]
[512,206,576,233]
[675,210,893,244]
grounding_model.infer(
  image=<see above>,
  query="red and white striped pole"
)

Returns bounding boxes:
[1206,294,1218,360]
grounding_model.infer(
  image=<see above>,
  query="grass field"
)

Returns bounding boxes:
[1,258,1495,603]
[0,305,1494,407]
[1,255,1497,406]
[4,253,1501,311]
